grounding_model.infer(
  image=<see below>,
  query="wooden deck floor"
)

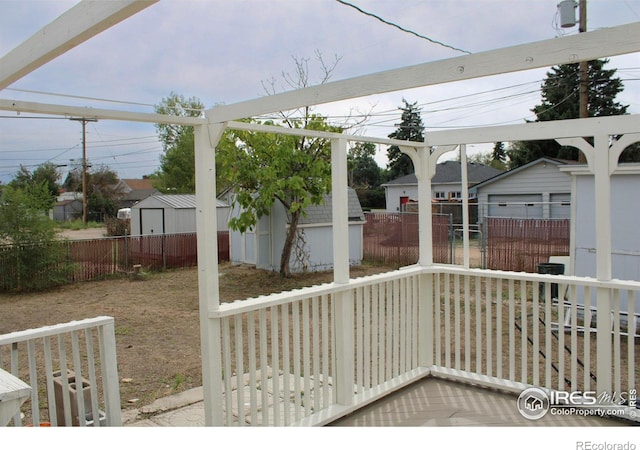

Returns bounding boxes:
[329,377,631,427]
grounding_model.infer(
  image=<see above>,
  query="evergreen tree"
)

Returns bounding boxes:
[510,59,632,166]
[387,99,424,179]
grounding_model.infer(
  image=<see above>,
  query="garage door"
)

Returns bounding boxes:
[487,194,543,218]
[550,193,571,218]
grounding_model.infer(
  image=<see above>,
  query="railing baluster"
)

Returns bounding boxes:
[612,290,621,396]
[281,303,291,425]
[302,299,311,416]
[484,276,492,377]
[508,279,515,381]
[259,308,269,425]
[435,273,442,367]
[570,286,578,390]
[321,295,330,409]
[454,274,461,370]
[221,318,233,426]
[371,286,379,387]
[234,315,245,426]
[26,340,39,426]
[444,273,451,368]
[532,281,540,387]
[583,286,592,392]
[496,278,502,379]
[363,286,371,389]
[311,297,321,413]
[475,276,482,374]
[464,275,471,372]
[399,278,406,374]
[247,311,258,423]
[520,280,528,384]
[268,306,280,425]
[292,301,301,421]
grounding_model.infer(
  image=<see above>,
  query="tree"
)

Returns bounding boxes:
[63,165,124,221]
[219,53,344,277]
[387,99,424,179]
[10,163,60,208]
[0,184,71,291]
[348,142,385,209]
[511,59,633,166]
[152,92,205,193]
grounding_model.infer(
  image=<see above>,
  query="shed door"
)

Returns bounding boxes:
[140,208,164,235]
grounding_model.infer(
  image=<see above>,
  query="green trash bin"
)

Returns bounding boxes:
[537,262,565,299]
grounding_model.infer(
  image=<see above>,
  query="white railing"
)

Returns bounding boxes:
[210,265,639,425]
[212,266,428,426]
[0,316,121,427]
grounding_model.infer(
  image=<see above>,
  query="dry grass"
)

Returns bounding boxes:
[0,262,396,411]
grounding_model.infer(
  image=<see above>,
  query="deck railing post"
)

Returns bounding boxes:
[98,319,122,426]
[195,122,225,425]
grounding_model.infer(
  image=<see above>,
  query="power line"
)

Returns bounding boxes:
[335,0,472,55]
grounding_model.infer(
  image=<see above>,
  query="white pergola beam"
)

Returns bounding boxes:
[0,99,205,126]
[0,0,158,90]
[207,22,640,123]
[426,114,640,146]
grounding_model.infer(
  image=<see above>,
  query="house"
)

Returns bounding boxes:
[230,188,365,273]
[382,161,502,213]
[470,157,573,223]
[130,194,230,235]
[116,178,158,209]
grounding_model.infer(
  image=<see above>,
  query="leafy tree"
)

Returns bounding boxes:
[152,92,204,193]
[387,99,424,179]
[510,59,635,166]
[63,165,124,221]
[348,142,385,209]
[10,163,60,208]
[0,184,71,291]
[219,116,340,277]
[219,53,345,277]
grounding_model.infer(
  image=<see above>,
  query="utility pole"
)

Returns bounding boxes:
[558,0,588,163]
[578,0,588,118]
[70,117,97,224]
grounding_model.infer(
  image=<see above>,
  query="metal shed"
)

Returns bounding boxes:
[131,194,230,236]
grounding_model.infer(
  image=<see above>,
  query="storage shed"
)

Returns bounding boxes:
[131,194,230,235]
[230,189,365,273]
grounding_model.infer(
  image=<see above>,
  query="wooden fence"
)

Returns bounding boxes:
[363,212,451,266]
[0,232,229,290]
[484,217,570,272]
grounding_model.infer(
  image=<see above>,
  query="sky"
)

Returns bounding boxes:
[0,0,639,185]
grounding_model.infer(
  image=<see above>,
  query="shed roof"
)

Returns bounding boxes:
[133,194,228,209]
[298,188,364,225]
[382,161,502,187]
[468,157,572,193]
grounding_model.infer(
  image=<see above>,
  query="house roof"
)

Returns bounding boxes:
[382,161,503,187]
[298,188,364,225]
[468,157,572,193]
[134,194,228,209]
[120,178,154,191]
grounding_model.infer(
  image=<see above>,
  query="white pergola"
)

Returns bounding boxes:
[2,1,639,425]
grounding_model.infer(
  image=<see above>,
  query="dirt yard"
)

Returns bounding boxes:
[0,262,396,412]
